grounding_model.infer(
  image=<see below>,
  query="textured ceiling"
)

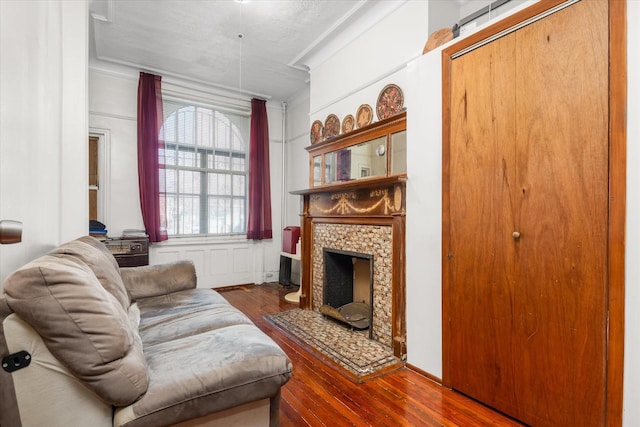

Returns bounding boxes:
[89,0,403,102]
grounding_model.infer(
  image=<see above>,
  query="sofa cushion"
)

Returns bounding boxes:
[114,289,293,427]
[120,261,197,301]
[136,288,254,347]
[50,236,130,309]
[3,254,149,405]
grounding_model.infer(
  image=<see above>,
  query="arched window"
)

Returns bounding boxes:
[161,101,249,236]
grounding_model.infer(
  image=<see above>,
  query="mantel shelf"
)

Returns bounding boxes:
[290,174,407,196]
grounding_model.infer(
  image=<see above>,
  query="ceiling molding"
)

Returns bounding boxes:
[291,0,409,72]
[287,0,370,71]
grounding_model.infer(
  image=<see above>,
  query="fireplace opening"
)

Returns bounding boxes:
[321,248,373,337]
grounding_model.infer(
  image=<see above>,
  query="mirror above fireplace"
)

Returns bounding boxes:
[307,111,406,188]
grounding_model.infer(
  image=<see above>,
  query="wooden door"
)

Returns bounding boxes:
[89,135,99,220]
[445,1,609,425]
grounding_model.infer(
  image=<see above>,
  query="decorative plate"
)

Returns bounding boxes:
[355,104,373,129]
[310,120,324,144]
[423,28,454,54]
[324,114,340,139]
[341,114,355,134]
[376,84,404,120]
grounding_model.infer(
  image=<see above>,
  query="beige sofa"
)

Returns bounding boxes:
[0,236,292,427]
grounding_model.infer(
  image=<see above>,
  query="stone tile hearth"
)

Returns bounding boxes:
[266,308,402,381]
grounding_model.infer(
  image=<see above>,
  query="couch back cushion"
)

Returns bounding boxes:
[50,236,130,309]
[3,254,149,405]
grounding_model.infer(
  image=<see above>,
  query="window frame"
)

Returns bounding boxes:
[161,99,250,238]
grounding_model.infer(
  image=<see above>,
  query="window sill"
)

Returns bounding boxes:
[153,234,248,247]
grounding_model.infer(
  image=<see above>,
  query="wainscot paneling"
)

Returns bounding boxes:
[150,240,259,288]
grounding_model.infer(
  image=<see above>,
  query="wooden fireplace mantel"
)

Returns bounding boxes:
[292,175,407,358]
[291,175,406,218]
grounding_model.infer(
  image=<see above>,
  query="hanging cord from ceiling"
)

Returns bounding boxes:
[237,0,244,95]
[281,102,288,231]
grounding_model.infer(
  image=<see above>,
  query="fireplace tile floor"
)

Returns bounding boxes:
[266,308,403,381]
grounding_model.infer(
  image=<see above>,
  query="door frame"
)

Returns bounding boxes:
[440,1,627,425]
[88,128,112,227]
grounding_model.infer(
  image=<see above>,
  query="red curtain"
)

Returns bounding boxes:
[137,72,168,243]
[246,98,273,240]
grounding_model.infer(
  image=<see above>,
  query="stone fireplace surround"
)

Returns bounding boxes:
[293,176,407,358]
[313,223,392,347]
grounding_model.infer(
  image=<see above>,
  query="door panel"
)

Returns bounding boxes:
[448,32,518,411]
[446,1,608,425]
[513,2,608,424]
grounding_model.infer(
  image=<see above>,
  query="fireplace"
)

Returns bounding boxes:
[293,176,407,358]
[322,248,374,336]
[293,113,407,359]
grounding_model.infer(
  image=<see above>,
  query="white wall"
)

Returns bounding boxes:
[0,0,87,285]
[428,0,459,35]
[404,50,443,377]
[310,1,429,116]
[88,68,285,287]
[89,71,143,235]
[624,1,639,424]
[283,89,310,226]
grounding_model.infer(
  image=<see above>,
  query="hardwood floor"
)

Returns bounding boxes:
[218,283,524,427]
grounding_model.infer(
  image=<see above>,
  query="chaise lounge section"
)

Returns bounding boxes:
[0,236,292,427]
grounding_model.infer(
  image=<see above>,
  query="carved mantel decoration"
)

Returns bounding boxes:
[292,112,407,359]
[308,181,405,217]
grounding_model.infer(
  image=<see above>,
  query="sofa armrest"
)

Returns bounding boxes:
[120,261,197,300]
[1,313,113,427]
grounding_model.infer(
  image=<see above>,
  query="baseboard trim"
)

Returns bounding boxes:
[213,283,256,292]
[406,363,442,385]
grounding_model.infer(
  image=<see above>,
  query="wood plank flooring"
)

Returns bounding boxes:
[218,283,524,427]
